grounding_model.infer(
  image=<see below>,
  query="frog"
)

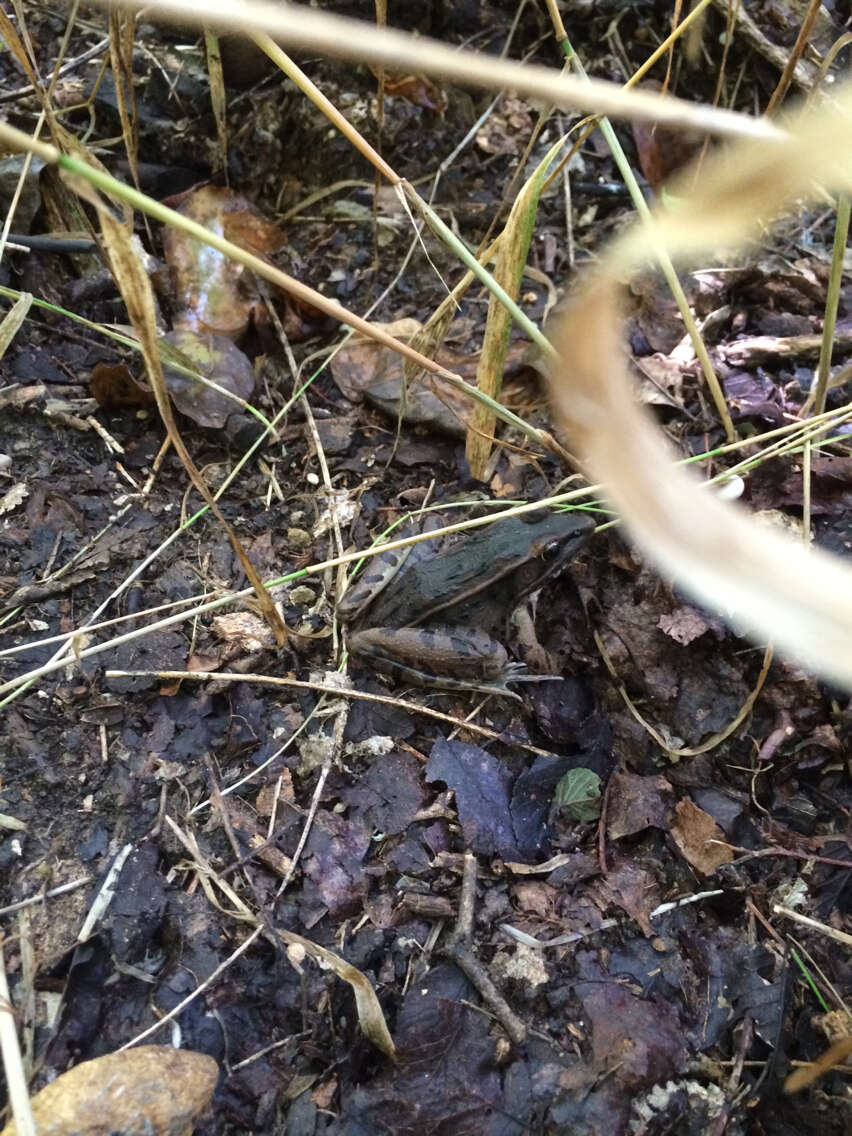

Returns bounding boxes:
[337,508,594,695]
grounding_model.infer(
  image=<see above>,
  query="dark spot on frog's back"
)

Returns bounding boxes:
[521,507,594,537]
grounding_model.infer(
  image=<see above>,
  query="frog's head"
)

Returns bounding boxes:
[510,509,595,597]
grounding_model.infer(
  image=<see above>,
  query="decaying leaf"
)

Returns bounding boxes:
[276,927,396,1061]
[211,611,277,651]
[369,64,447,114]
[329,318,470,436]
[670,798,733,877]
[163,185,286,338]
[606,772,673,840]
[90,361,155,409]
[86,182,287,645]
[0,481,28,515]
[630,81,706,192]
[160,328,255,428]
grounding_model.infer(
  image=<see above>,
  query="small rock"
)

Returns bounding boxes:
[289,585,317,606]
[0,1046,218,1136]
[287,527,313,550]
[316,415,356,455]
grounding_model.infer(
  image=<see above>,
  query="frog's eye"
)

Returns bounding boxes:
[540,540,563,562]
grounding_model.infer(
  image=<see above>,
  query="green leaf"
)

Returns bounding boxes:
[553,767,602,822]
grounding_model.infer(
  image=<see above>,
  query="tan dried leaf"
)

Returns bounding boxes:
[0,482,27,515]
[276,928,396,1060]
[670,798,733,877]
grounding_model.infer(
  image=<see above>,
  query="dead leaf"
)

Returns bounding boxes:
[670,798,733,876]
[90,361,155,409]
[591,860,661,937]
[631,81,705,192]
[163,185,286,338]
[0,482,27,515]
[276,926,397,1061]
[371,66,447,114]
[657,606,715,646]
[161,328,255,428]
[607,771,673,840]
[255,770,295,817]
[329,318,469,436]
[88,184,287,645]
